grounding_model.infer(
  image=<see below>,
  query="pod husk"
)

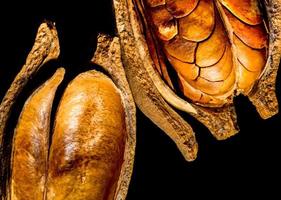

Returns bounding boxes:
[113,0,281,160]
[248,0,281,119]
[92,34,136,200]
[0,22,60,199]
[0,24,135,200]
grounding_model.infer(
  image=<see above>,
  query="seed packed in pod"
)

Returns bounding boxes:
[112,0,281,160]
[0,23,136,200]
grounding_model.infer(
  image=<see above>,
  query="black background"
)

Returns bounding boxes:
[0,1,280,199]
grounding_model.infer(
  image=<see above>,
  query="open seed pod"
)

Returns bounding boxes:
[0,23,135,200]
[113,0,281,161]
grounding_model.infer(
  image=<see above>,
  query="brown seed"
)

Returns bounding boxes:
[1,24,136,200]
[179,0,215,42]
[10,68,65,200]
[222,6,267,49]
[219,0,262,25]
[164,36,197,63]
[196,14,229,68]
[0,22,60,180]
[46,70,126,200]
[113,0,281,158]
[166,0,199,18]
[234,34,266,72]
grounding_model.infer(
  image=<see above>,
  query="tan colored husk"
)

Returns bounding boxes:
[92,34,136,200]
[113,0,199,161]
[113,0,281,160]
[248,0,281,119]
[0,24,135,200]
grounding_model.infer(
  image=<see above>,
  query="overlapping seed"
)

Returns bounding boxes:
[143,0,269,105]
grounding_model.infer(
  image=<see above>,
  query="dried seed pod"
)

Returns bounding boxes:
[113,0,281,160]
[92,34,136,200]
[0,21,60,197]
[1,23,135,199]
[8,66,135,200]
[0,21,60,145]
[10,68,65,200]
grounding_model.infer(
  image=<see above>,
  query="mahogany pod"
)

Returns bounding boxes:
[8,65,135,200]
[112,0,281,160]
[1,22,135,200]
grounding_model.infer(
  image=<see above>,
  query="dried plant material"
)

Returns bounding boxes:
[150,6,178,41]
[1,25,135,200]
[0,21,60,197]
[113,0,281,159]
[142,0,268,105]
[113,0,198,161]
[166,0,199,18]
[92,34,136,200]
[0,1,280,199]
[219,0,262,25]
[178,0,215,42]
[7,67,134,200]
[46,70,126,200]
[10,68,65,200]
[248,0,281,119]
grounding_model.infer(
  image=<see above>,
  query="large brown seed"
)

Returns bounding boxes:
[196,14,228,67]
[0,22,60,190]
[234,34,266,72]
[46,70,126,200]
[166,0,199,18]
[179,0,215,42]
[164,36,197,63]
[222,6,267,49]
[150,6,178,40]
[113,0,281,159]
[10,68,65,200]
[219,0,262,25]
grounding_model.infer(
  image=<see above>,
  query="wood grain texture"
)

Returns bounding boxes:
[10,68,64,200]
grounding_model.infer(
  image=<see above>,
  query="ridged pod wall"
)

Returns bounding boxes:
[0,0,281,199]
[0,24,136,200]
[113,0,281,161]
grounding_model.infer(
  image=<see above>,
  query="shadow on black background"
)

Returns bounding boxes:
[0,1,280,199]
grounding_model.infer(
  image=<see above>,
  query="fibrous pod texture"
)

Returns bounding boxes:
[9,70,134,200]
[0,22,136,200]
[113,0,281,160]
